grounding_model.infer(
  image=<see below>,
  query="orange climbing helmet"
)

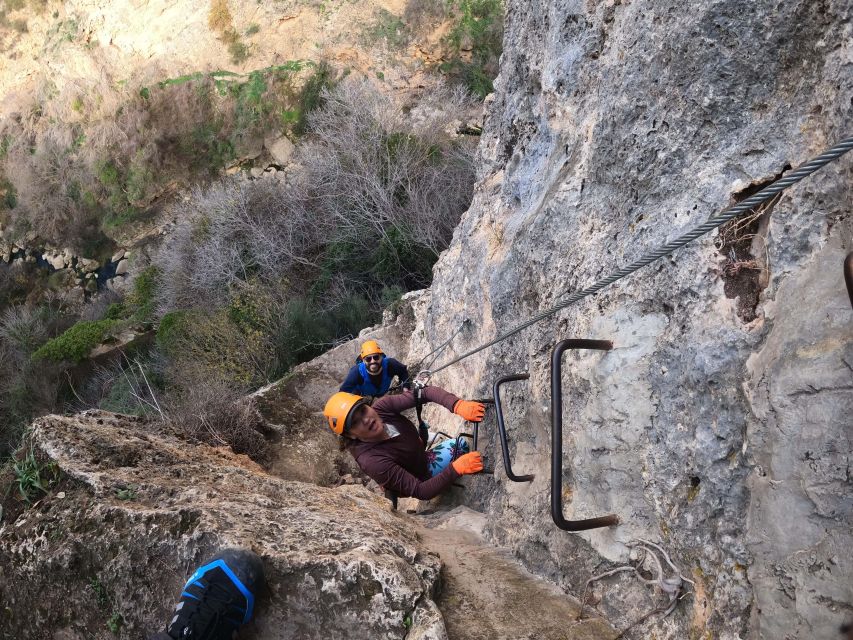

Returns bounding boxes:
[323,391,366,435]
[359,340,384,360]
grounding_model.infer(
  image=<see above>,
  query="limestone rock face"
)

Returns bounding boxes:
[408,1,852,638]
[0,412,443,640]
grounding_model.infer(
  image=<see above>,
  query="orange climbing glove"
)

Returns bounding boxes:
[451,451,483,475]
[453,399,485,422]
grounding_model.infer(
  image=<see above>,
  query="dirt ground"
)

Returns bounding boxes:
[414,507,618,640]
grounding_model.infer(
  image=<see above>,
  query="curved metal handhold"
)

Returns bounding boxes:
[845,252,853,310]
[468,398,494,451]
[493,373,535,482]
[551,339,620,531]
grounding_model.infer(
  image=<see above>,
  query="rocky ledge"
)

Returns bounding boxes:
[0,411,445,640]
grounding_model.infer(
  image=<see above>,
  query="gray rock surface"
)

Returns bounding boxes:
[265,134,296,166]
[0,412,444,640]
[407,1,852,638]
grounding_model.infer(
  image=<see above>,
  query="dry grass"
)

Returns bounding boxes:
[208,0,233,34]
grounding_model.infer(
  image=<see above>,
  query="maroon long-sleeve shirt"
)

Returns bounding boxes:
[347,386,461,500]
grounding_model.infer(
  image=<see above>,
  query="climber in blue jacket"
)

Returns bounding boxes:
[340,340,411,397]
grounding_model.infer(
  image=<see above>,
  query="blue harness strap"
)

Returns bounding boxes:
[357,359,391,395]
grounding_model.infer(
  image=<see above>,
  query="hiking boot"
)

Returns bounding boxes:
[150,548,264,640]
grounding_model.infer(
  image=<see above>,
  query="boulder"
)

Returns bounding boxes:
[47,253,66,270]
[406,2,852,638]
[79,257,100,272]
[265,134,296,166]
[114,258,129,276]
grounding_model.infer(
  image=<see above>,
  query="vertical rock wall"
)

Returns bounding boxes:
[410,1,852,638]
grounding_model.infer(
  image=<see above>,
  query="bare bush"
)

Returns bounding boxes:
[157,177,323,311]
[300,79,476,283]
[0,304,49,354]
[163,380,267,458]
[403,0,449,31]
[155,79,476,378]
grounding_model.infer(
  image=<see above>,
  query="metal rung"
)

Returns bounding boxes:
[493,373,535,482]
[551,339,620,532]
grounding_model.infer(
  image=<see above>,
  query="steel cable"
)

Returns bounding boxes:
[429,136,853,375]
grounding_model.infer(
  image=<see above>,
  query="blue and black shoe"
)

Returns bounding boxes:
[149,548,264,640]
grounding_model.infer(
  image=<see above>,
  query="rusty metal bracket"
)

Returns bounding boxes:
[845,252,853,309]
[551,339,620,531]
[493,373,535,482]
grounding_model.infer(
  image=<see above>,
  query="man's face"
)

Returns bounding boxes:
[363,353,383,374]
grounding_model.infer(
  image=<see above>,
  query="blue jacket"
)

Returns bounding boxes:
[340,357,411,397]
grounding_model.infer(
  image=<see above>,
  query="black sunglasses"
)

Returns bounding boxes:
[363,354,383,363]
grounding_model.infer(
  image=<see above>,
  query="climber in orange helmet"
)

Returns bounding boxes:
[340,339,411,398]
[323,386,486,500]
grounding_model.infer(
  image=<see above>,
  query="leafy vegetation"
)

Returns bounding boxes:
[0,61,310,251]
[439,0,504,98]
[115,485,137,500]
[32,318,119,362]
[362,9,409,49]
[13,445,59,502]
[125,266,158,322]
[89,578,109,608]
[294,62,336,135]
[106,612,123,634]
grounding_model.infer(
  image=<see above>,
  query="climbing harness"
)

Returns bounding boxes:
[551,339,620,531]
[427,137,853,375]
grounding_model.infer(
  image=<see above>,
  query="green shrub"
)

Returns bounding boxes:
[32,318,120,362]
[99,376,140,415]
[13,446,59,503]
[294,62,336,135]
[156,310,190,356]
[440,0,503,98]
[164,309,275,387]
[184,121,234,174]
[125,152,154,204]
[104,303,127,320]
[362,9,408,49]
[106,612,123,634]
[89,578,109,608]
[272,294,374,373]
[126,266,159,322]
[228,38,250,64]
[1,179,17,210]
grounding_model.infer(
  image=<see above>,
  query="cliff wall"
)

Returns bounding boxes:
[410,1,852,637]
